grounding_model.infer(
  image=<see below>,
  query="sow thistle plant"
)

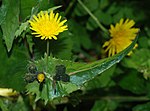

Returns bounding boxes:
[22,8,139,105]
[0,6,139,108]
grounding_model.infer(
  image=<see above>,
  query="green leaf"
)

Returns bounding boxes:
[26,36,138,102]
[119,70,146,94]
[15,22,29,38]
[0,37,29,91]
[70,36,138,86]
[133,102,150,111]
[138,36,149,48]
[20,0,38,20]
[1,0,19,51]
[10,96,29,111]
[84,65,116,90]
[0,99,8,111]
[49,32,73,60]
[122,49,150,69]
[122,48,150,79]
[68,19,92,51]
[91,100,118,111]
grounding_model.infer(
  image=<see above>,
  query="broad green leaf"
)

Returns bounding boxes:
[68,19,92,51]
[26,36,138,102]
[0,37,29,91]
[49,32,73,60]
[84,65,116,91]
[0,1,7,25]
[20,0,38,20]
[122,48,150,79]
[1,0,19,51]
[119,70,146,94]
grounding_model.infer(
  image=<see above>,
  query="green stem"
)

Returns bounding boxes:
[65,0,76,16]
[77,0,108,34]
[46,40,50,71]
[83,96,150,102]
[51,96,150,105]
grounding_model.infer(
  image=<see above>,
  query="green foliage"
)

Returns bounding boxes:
[0,0,149,110]
[68,20,92,52]
[133,102,150,111]
[0,37,29,91]
[74,0,99,16]
[85,65,116,90]
[119,70,146,94]
[122,49,150,79]
[0,0,19,51]
[91,100,118,111]
[26,36,137,103]
[0,96,29,111]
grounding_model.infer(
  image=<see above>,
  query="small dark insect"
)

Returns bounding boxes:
[24,73,37,83]
[28,64,38,74]
[53,65,70,82]
[53,65,70,94]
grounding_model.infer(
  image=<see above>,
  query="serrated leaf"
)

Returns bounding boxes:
[15,22,29,38]
[26,36,138,102]
[1,0,19,51]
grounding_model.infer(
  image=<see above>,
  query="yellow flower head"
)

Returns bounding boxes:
[29,11,68,40]
[103,18,139,57]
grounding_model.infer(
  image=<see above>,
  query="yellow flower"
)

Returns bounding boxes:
[29,11,68,40]
[0,88,18,97]
[103,18,139,57]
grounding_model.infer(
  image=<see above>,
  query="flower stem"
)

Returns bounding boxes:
[77,0,108,34]
[46,40,50,71]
